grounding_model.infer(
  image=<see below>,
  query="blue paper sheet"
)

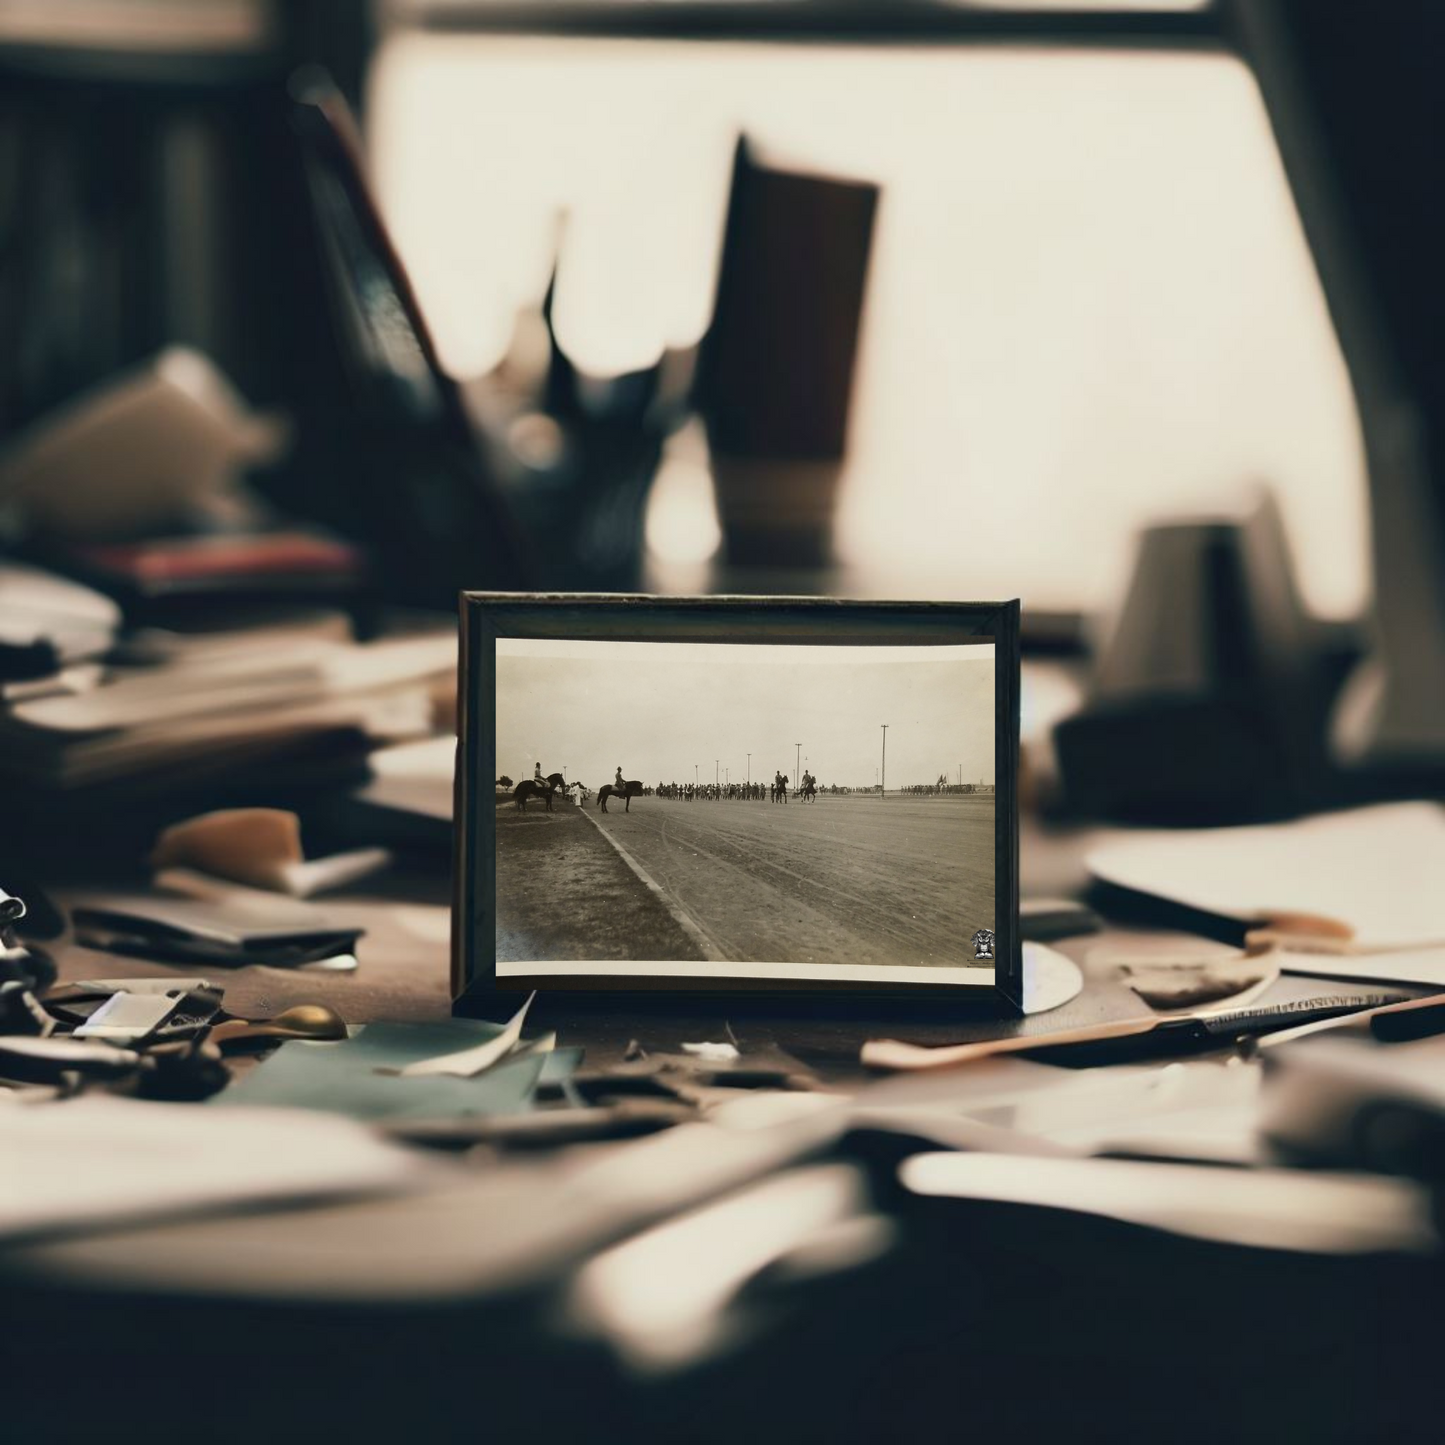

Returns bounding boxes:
[212,1020,582,1120]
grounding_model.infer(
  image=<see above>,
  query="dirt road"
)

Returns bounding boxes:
[589,794,994,968]
[494,799,704,963]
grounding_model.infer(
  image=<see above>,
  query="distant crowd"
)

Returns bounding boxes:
[900,781,993,796]
[497,766,994,804]
[654,781,769,801]
[603,780,993,799]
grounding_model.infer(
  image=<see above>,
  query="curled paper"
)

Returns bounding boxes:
[399,993,536,1079]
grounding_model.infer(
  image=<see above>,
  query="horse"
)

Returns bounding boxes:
[772,774,789,804]
[798,778,816,802]
[598,779,644,813]
[513,772,566,811]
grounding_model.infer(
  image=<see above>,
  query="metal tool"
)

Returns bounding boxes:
[0,1035,141,1083]
[207,1003,349,1048]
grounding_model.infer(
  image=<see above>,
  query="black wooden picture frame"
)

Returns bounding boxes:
[454,594,1022,1016]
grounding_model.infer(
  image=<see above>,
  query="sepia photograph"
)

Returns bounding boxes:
[493,635,996,987]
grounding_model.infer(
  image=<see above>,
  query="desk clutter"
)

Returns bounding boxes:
[14,837,1445,1445]
[10,842,1445,1262]
[1,609,450,794]
[0,559,455,865]
[5,625,1445,1401]
[1087,801,1445,958]
[5,7,1445,1432]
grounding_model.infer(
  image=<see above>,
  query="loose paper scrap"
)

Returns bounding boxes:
[680,1041,741,1063]
[213,1016,576,1120]
[1118,957,1278,1012]
[399,992,535,1078]
[1087,802,1445,951]
[899,1152,1435,1255]
[0,1097,422,1244]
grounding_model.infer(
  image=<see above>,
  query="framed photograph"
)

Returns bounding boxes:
[454,594,1021,1014]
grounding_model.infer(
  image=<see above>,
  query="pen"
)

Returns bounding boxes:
[1257,990,1445,1048]
[1028,993,1403,1067]
[864,992,1402,1071]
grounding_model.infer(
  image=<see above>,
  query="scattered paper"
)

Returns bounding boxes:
[70,976,212,994]
[80,882,351,946]
[153,809,391,897]
[680,1041,741,1063]
[1087,802,1445,950]
[399,993,536,1078]
[900,1152,1435,1255]
[569,1164,879,1372]
[1120,957,1278,1011]
[847,1055,1263,1165]
[290,952,358,973]
[212,1017,570,1120]
[72,990,181,1042]
[73,882,362,972]
[514,1031,557,1058]
[1279,947,1445,990]
[1021,942,1084,1014]
[0,1096,423,1244]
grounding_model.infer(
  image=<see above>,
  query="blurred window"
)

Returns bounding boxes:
[367,25,1367,618]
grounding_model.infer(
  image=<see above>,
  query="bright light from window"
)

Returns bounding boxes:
[643,420,723,566]
[369,34,1367,619]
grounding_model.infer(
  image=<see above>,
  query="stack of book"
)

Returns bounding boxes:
[0,595,455,841]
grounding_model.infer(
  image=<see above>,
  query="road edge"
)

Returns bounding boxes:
[580,806,730,963]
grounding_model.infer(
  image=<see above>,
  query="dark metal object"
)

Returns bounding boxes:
[207,1002,349,1048]
[1054,495,1346,823]
[130,1038,230,1102]
[0,1036,141,1084]
[0,888,56,995]
[1030,991,1401,1067]
[0,983,55,1038]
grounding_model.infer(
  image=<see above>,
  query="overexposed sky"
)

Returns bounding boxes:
[495,639,994,789]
